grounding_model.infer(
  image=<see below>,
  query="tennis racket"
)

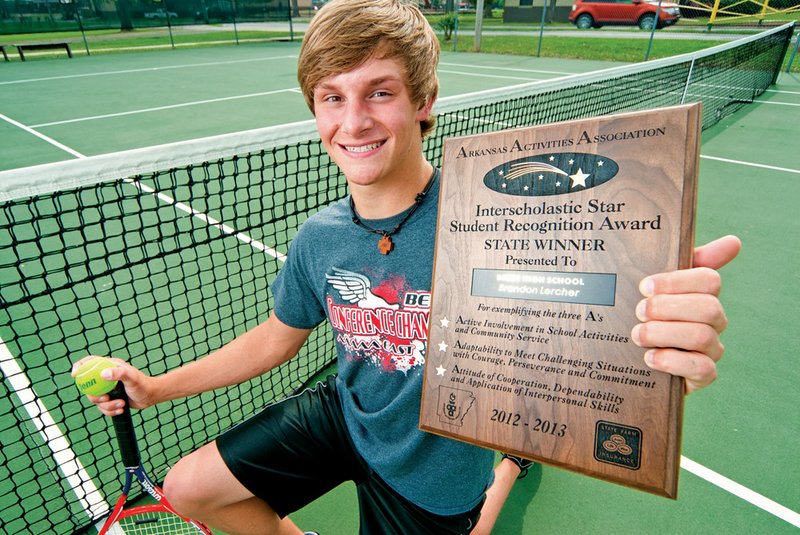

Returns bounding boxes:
[98,382,213,535]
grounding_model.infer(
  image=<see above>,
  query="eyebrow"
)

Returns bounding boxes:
[316,75,405,93]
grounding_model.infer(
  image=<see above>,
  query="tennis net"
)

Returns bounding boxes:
[0,22,794,534]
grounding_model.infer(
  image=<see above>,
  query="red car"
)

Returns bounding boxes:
[569,0,681,30]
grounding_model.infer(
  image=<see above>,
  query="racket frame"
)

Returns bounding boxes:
[98,383,212,534]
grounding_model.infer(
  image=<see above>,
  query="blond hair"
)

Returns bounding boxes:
[297,0,440,137]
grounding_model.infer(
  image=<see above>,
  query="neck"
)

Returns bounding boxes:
[350,161,434,220]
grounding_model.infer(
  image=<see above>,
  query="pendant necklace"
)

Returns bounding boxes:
[350,169,436,255]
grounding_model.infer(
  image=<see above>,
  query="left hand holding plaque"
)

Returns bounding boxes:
[634,235,740,393]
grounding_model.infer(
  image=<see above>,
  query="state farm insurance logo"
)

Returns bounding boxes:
[594,420,642,470]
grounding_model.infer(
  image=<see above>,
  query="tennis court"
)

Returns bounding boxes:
[0,42,620,171]
[1,27,798,534]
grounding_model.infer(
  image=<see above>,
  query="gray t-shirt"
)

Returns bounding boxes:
[272,171,494,515]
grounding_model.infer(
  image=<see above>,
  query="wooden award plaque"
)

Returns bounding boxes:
[420,104,701,498]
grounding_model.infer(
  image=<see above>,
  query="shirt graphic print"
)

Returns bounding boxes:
[325,267,430,374]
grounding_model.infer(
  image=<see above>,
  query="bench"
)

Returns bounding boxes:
[15,42,72,61]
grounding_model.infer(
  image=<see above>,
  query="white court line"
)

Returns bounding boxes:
[0,338,111,519]
[764,87,800,95]
[681,456,800,528]
[439,61,572,76]
[0,113,86,159]
[759,100,800,107]
[439,69,544,82]
[0,57,562,87]
[700,154,800,175]
[0,55,297,86]
[124,178,287,263]
[31,88,301,128]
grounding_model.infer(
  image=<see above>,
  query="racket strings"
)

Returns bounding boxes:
[107,509,207,534]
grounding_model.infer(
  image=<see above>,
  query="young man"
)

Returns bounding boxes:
[76,0,740,533]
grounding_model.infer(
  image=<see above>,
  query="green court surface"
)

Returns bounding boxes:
[0,42,621,171]
[1,41,798,534]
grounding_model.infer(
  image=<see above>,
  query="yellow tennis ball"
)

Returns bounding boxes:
[74,357,118,396]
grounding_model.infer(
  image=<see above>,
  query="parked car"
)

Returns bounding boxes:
[568,0,680,30]
[144,8,178,18]
[195,4,234,21]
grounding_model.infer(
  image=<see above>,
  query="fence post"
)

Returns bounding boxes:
[707,0,722,30]
[288,0,294,42]
[76,5,90,56]
[758,0,770,25]
[164,0,175,49]
[453,7,459,52]
[644,0,662,61]
[231,0,239,45]
[535,0,547,57]
[475,0,484,52]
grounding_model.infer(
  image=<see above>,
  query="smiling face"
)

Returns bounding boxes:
[297,0,440,137]
[313,56,433,191]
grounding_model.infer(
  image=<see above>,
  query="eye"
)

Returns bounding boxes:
[371,90,393,99]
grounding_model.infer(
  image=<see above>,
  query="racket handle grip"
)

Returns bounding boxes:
[108,382,141,468]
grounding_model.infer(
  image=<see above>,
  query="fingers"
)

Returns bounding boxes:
[633,236,739,394]
[72,356,148,416]
[636,293,728,333]
[640,266,722,297]
[693,235,742,270]
[87,393,127,417]
[633,319,724,394]
[632,320,724,363]
[643,348,718,394]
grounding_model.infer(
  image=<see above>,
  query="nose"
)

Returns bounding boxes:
[341,100,374,136]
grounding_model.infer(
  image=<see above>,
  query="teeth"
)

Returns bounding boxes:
[345,142,382,153]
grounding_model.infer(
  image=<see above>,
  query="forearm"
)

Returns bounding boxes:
[151,314,312,404]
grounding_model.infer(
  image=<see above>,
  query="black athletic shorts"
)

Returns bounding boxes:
[216,374,483,534]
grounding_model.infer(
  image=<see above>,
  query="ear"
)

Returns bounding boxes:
[416,97,436,123]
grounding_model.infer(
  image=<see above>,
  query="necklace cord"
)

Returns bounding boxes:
[350,168,437,239]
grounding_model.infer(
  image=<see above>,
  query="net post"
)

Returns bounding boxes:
[769,22,796,82]
[786,25,799,74]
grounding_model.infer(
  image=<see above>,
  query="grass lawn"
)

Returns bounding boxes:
[1,16,797,72]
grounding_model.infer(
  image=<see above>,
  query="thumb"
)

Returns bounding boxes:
[98,358,136,383]
[693,235,742,270]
